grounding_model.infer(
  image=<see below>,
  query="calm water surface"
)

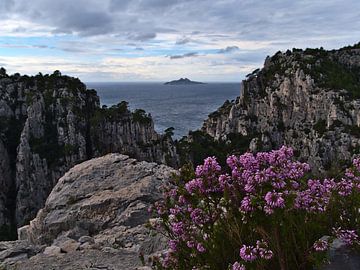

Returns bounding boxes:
[86,82,240,138]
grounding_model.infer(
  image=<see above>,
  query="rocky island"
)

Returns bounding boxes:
[164,78,205,85]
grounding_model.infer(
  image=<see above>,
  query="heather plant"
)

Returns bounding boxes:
[150,146,360,270]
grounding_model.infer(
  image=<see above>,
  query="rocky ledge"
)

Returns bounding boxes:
[0,153,175,270]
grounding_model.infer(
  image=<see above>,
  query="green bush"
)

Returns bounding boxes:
[313,119,327,136]
[132,109,152,125]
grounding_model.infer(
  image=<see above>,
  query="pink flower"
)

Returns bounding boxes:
[239,245,257,262]
[260,249,273,260]
[196,243,206,253]
[190,208,208,225]
[232,261,246,270]
[313,239,329,251]
[256,240,273,260]
[264,205,274,215]
[336,179,353,196]
[240,196,254,213]
[227,155,239,170]
[195,156,221,177]
[353,158,360,172]
[168,240,179,251]
[171,222,184,236]
[334,228,359,245]
[265,191,285,208]
[185,178,203,194]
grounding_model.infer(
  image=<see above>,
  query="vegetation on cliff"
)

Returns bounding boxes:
[177,131,253,167]
[258,43,360,98]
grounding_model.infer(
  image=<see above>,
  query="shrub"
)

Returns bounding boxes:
[313,119,327,136]
[132,109,152,125]
[150,146,360,270]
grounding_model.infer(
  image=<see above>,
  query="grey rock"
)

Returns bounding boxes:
[0,138,11,227]
[59,239,80,253]
[43,246,61,256]
[0,240,42,264]
[1,154,174,269]
[7,249,144,270]
[321,244,360,270]
[79,236,94,244]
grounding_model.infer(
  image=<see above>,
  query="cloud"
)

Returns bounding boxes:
[0,0,360,81]
[176,37,192,45]
[127,32,157,41]
[33,45,49,49]
[218,46,240,54]
[0,0,14,14]
[0,43,50,49]
[169,52,198,59]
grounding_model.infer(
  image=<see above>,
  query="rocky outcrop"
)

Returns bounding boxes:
[0,154,175,269]
[202,44,360,173]
[0,70,178,234]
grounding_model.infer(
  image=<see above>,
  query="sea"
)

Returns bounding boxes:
[86,82,241,139]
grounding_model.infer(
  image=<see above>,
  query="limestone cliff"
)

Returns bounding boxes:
[201,43,360,173]
[0,70,178,235]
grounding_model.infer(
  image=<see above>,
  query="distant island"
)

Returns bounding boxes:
[164,78,206,85]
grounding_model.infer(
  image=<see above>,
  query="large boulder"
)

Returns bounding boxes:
[1,153,175,269]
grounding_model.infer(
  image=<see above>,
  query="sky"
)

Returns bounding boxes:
[0,0,359,82]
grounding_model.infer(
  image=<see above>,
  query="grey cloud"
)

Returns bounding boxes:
[12,26,26,33]
[176,37,192,45]
[33,45,49,49]
[60,47,86,53]
[0,0,14,13]
[59,10,114,36]
[3,0,360,47]
[1,0,360,83]
[128,32,156,41]
[169,52,198,59]
[218,46,240,54]
[0,43,50,49]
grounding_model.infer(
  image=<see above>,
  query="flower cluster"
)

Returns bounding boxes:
[333,228,359,245]
[151,146,360,270]
[239,240,273,262]
[312,239,329,251]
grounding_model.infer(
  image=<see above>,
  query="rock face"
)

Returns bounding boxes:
[0,138,12,229]
[202,44,360,173]
[1,153,175,269]
[0,70,178,234]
